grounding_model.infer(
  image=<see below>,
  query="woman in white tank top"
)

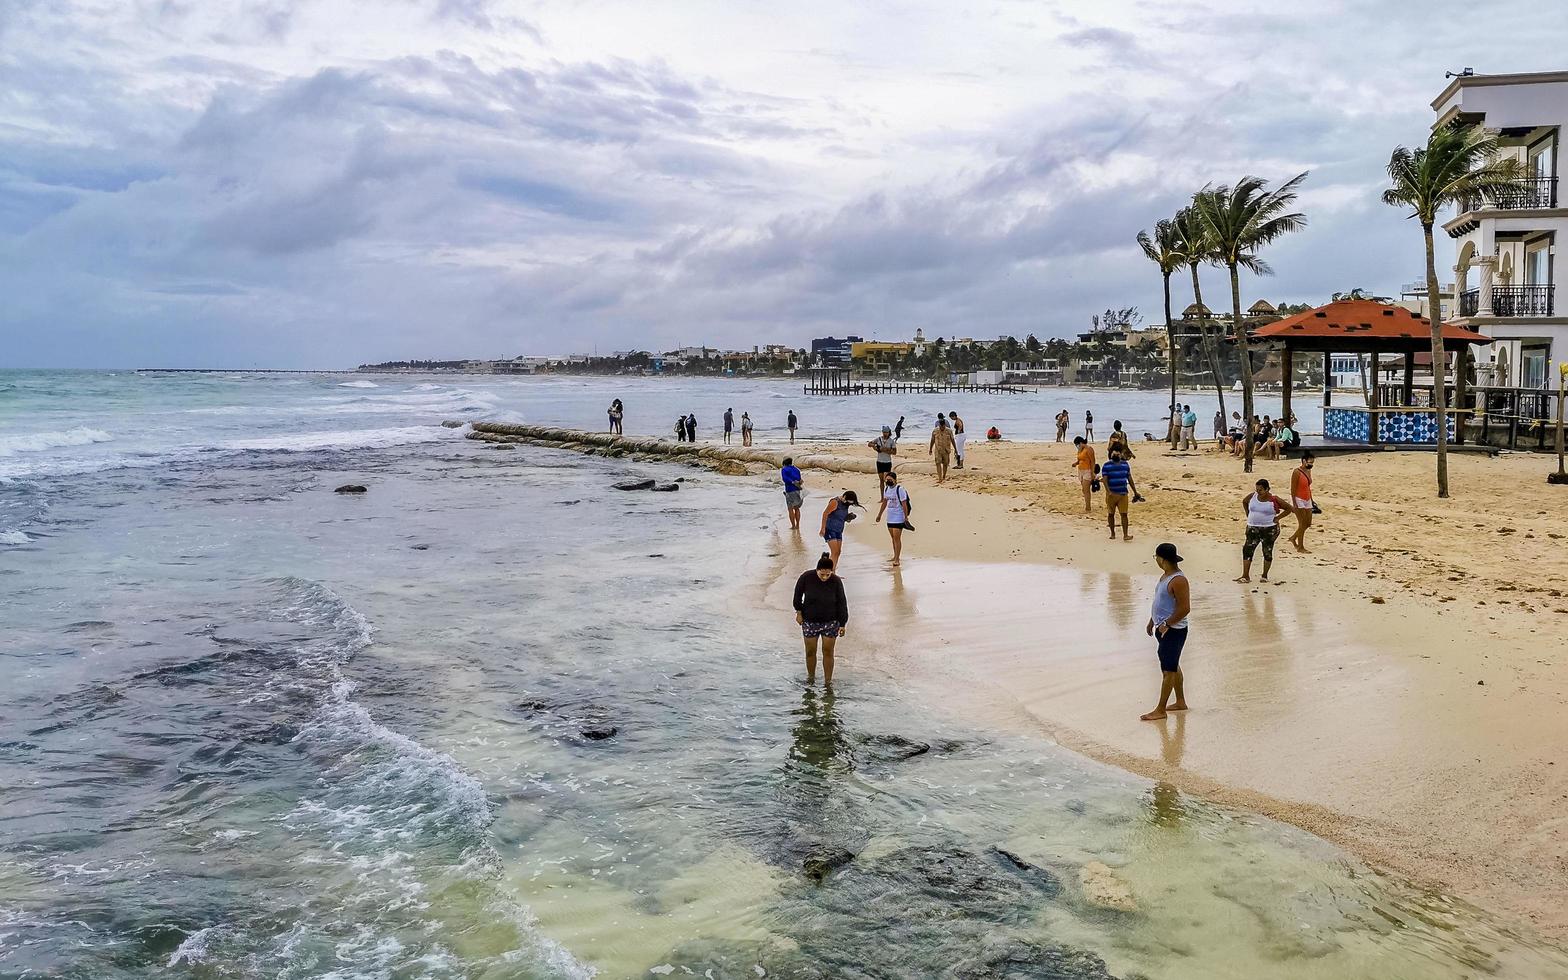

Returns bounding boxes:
[1237,478,1294,583]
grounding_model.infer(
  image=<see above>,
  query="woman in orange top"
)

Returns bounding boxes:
[1071,436,1096,513]
[1289,451,1315,553]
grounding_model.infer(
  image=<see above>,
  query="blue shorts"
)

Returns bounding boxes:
[823,528,844,542]
[1157,627,1188,673]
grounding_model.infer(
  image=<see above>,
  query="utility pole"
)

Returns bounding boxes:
[1550,361,1567,485]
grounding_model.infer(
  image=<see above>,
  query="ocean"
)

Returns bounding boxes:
[1,370,1560,979]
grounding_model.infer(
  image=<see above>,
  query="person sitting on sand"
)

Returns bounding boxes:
[1261,427,1282,461]
[793,553,848,686]
[1071,436,1096,513]
[1107,420,1135,460]
[781,456,804,530]
[928,417,955,484]
[1289,451,1315,553]
[1238,478,1293,583]
[874,470,912,566]
[987,425,1001,441]
[1142,542,1191,721]
[818,490,861,569]
[1101,447,1136,541]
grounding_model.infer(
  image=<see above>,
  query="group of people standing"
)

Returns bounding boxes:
[1053,409,1096,442]
[661,408,792,444]
[720,408,755,446]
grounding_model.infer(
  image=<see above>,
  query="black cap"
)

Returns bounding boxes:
[1155,542,1183,565]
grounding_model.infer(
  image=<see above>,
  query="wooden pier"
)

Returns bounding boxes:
[804,367,1028,396]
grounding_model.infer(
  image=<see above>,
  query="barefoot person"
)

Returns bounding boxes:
[867,425,898,487]
[723,407,734,444]
[787,410,798,444]
[1071,436,1096,513]
[928,417,955,484]
[1289,451,1315,552]
[793,554,848,686]
[741,411,754,447]
[1237,478,1293,583]
[874,470,912,566]
[948,411,967,468]
[1142,542,1191,721]
[1101,447,1137,541]
[818,489,861,569]
[781,456,804,530]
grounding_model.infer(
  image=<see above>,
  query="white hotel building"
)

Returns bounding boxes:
[1432,70,1566,391]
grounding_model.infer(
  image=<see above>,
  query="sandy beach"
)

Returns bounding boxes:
[768,435,1568,942]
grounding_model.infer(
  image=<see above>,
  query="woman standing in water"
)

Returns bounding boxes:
[818,489,861,569]
[793,554,848,685]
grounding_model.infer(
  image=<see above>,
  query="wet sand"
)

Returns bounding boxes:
[766,437,1568,943]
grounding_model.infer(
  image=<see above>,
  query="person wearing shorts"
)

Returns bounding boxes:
[868,426,898,486]
[1071,436,1096,513]
[949,411,966,468]
[1142,542,1191,721]
[1100,448,1135,541]
[793,554,848,685]
[818,490,860,569]
[1238,478,1293,583]
[1289,451,1314,552]
[874,470,912,566]
[781,457,804,530]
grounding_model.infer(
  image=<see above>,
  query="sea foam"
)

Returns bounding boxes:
[0,427,112,457]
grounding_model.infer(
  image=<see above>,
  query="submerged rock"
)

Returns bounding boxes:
[991,847,1062,896]
[440,419,464,428]
[333,484,367,494]
[1078,861,1136,912]
[579,725,619,741]
[802,848,856,883]
[613,479,657,491]
[650,483,680,492]
[857,733,930,762]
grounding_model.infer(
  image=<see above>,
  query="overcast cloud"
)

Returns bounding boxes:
[3,0,1565,367]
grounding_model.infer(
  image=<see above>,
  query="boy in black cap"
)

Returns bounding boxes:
[1143,542,1191,721]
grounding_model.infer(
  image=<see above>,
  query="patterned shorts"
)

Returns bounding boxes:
[1243,524,1279,562]
[802,621,841,638]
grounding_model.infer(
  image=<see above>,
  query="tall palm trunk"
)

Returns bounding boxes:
[1229,263,1256,472]
[1423,222,1450,496]
[1189,263,1227,423]
[1357,353,1369,404]
[1163,270,1178,446]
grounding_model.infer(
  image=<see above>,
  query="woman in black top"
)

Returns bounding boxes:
[793,554,849,685]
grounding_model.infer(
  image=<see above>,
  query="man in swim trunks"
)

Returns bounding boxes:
[928,417,955,484]
[1100,447,1136,541]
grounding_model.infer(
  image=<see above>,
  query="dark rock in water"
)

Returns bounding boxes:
[857,733,930,762]
[613,479,656,491]
[802,848,856,883]
[991,847,1062,896]
[515,698,554,713]
[579,725,618,741]
[440,420,464,428]
[334,484,367,494]
[491,444,516,451]
[409,544,429,551]
[557,500,581,506]
[650,482,680,492]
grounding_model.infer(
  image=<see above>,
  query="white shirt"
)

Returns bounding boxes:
[1247,492,1281,527]
[883,485,909,523]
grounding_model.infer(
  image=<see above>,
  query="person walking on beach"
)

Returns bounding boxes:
[868,425,898,483]
[1055,410,1069,442]
[894,416,905,439]
[928,416,955,484]
[1101,447,1137,541]
[949,411,967,468]
[794,554,848,686]
[781,456,804,530]
[675,415,687,442]
[1084,410,1095,441]
[1288,451,1315,553]
[1142,542,1191,721]
[741,411,754,447]
[787,410,798,444]
[1072,436,1096,513]
[1238,478,1293,583]
[723,408,734,444]
[1107,420,1134,460]
[1180,405,1197,450]
[818,489,861,569]
[608,399,624,435]
[875,470,912,566]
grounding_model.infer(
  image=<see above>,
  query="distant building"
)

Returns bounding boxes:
[811,336,862,367]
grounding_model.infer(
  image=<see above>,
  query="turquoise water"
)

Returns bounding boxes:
[1,371,1559,979]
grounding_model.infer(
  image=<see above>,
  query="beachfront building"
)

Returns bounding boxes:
[810,336,862,367]
[850,340,916,374]
[1001,359,1062,384]
[1433,70,1567,392]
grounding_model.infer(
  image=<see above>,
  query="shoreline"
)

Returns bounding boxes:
[471,422,1568,945]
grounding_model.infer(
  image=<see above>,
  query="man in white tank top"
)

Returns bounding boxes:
[1143,542,1191,721]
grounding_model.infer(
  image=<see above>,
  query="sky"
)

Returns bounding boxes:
[3,1,1566,368]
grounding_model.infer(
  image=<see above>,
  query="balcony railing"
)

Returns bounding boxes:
[1459,176,1559,212]
[1459,284,1555,317]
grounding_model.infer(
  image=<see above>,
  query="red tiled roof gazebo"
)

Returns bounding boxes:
[1251,299,1491,445]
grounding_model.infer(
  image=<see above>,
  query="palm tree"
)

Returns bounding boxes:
[1193,174,1309,472]
[1382,124,1527,497]
[1172,205,1228,424]
[1138,219,1185,445]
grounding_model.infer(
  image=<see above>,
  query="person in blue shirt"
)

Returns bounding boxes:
[1100,447,1137,541]
[781,457,804,530]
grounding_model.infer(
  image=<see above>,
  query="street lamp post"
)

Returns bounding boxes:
[1551,361,1568,485]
